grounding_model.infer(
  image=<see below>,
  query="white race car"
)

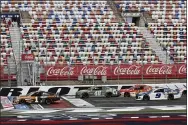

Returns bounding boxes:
[136,88,183,101]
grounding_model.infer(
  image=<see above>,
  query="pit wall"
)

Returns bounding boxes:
[0,83,186,96]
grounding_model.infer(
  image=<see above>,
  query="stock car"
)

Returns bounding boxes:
[76,86,120,98]
[14,91,60,105]
[136,88,183,101]
[119,84,152,97]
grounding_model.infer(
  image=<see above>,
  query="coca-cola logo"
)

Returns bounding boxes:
[114,65,141,75]
[46,66,74,76]
[25,55,34,59]
[22,54,34,60]
[178,65,186,74]
[146,65,173,75]
[80,66,107,75]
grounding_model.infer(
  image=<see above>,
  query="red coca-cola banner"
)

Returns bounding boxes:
[40,64,186,80]
[21,54,34,61]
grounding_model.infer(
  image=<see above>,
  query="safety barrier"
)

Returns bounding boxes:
[0,83,186,96]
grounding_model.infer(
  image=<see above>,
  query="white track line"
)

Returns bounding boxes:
[162,116,170,118]
[131,117,139,119]
[105,117,113,119]
[91,118,100,120]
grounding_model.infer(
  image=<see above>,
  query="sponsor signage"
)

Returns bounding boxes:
[14,104,30,110]
[0,96,14,110]
[41,64,186,80]
[21,54,34,61]
[0,83,185,96]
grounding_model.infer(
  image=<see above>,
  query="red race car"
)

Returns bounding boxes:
[119,85,152,97]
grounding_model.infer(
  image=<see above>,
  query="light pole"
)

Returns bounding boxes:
[118,39,122,85]
[165,48,167,84]
[68,40,72,81]
[118,60,121,85]
[45,47,47,83]
[110,61,113,80]
[141,53,144,84]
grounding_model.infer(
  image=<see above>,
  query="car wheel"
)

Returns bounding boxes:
[124,92,130,97]
[19,99,26,104]
[106,92,112,98]
[168,94,174,100]
[182,90,187,96]
[45,99,52,105]
[143,95,150,101]
[82,93,89,99]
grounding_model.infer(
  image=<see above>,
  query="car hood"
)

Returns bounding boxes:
[120,89,132,92]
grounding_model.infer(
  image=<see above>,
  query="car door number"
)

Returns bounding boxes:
[155,93,161,98]
[94,91,102,96]
[35,97,39,103]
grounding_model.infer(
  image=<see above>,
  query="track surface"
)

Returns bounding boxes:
[83,96,187,107]
[1,113,186,125]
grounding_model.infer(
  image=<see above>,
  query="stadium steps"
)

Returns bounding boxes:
[107,0,125,22]
[9,27,22,63]
[21,62,32,86]
[139,27,173,64]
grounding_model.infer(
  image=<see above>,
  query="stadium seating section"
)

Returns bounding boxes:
[115,0,187,63]
[0,0,186,67]
[1,21,14,66]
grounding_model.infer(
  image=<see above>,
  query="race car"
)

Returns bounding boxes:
[14,91,60,104]
[76,86,120,98]
[136,87,183,101]
[119,84,152,97]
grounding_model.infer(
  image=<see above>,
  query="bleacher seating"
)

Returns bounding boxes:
[0,21,14,66]
[1,0,162,66]
[115,0,187,63]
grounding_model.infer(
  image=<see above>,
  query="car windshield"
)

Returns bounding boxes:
[146,90,152,94]
[26,92,37,96]
[129,87,134,90]
[105,87,110,89]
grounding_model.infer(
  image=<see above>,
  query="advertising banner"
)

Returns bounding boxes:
[40,64,186,80]
[0,96,14,110]
[21,54,34,61]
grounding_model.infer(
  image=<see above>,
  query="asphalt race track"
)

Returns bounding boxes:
[84,96,187,107]
[1,113,187,125]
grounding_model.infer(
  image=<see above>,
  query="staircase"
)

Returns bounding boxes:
[139,27,172,64]
[107,0,125,22]
[9,27,22,64]
[21,62,32,86]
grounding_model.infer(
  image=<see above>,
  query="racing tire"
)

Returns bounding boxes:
[182,90,187,96]
[106,92,112,98]
[19,99,26,104]
[82,93,89,99]
[45,99,52,105]
[168,94,174,100]
[143,95,150,101]
[124,92,130,97]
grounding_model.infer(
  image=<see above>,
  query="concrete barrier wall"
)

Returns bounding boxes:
[0,83,186,96]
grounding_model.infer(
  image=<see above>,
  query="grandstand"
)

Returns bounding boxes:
[0,0,186,86]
